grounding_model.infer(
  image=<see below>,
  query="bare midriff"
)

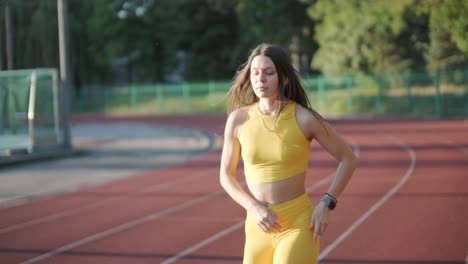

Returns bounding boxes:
[246,172,306,206]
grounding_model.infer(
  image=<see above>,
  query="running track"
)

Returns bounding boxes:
[1,115,467,264]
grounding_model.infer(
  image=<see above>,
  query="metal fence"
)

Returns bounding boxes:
[73,66,468,119]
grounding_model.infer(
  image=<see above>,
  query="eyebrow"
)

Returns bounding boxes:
[251,66,275,70]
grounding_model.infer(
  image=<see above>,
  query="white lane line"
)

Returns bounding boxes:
[160,175,335,264]
[0,171,209,235]
[18,190,223,264]
[429,134,468,157]
[0,188,77,208]
[429,136,468,264]
[161,221,245,264]
[318,135,416,262]
[160,140,360,264]
[305,137,360,193]
[20,138,360,264]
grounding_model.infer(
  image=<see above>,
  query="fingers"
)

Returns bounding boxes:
[310,216,328,240]
[313,221,319,240]
[261,220,281,233]
[263,217,282,233]
[309,218,316,239]
[319,222,328,236]
[259,213,281,233]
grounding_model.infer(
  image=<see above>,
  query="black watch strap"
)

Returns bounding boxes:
[321,194,337,210]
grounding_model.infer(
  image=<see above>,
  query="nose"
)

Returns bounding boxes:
[258,71,266,82]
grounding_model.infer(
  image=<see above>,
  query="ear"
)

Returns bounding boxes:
[283,77,288,87]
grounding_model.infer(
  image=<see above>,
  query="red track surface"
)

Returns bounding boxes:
[1,115,467,264]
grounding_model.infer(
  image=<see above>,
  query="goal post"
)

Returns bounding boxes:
[0,68,65,157]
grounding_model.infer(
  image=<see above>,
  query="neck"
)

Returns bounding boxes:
[257,98,281,115]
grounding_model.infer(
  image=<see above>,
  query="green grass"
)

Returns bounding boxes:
[72,85,467,119]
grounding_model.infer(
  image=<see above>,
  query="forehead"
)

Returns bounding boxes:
[251,55,276,70]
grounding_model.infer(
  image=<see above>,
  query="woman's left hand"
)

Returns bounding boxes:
[309,201,331,240]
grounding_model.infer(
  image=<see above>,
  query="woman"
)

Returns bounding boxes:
[219,43,358,264]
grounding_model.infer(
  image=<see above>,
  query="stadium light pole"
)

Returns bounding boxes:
[57,0,72,149]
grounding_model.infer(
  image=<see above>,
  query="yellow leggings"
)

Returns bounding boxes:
[243,193,320,264]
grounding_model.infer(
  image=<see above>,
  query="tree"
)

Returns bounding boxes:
[431,0,468,56]
[0,0,59,70]
[151,0,239,81]
[234,0,316,75]
[82,0,239,82]
[85,0,163,84]
[308,0,428,76]
[426,0,468,69]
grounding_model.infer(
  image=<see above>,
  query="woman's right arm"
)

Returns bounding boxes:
[219,111,257,211]
[219,111,281,232]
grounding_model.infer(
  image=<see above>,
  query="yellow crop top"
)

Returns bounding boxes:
[238,101,311,182]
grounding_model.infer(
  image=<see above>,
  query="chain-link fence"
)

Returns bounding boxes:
[73,66,468,119]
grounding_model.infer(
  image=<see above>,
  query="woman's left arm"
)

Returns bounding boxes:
[305,114,359,240]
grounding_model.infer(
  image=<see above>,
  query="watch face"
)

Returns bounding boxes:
[321,195,336,210]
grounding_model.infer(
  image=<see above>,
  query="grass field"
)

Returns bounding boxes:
[73,83,467,119]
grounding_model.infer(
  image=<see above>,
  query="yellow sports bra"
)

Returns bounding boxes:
[238,101,311,182]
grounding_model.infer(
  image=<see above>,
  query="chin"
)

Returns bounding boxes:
[256,92,266,97]
[257,91,278,98]
[255,91,270,97]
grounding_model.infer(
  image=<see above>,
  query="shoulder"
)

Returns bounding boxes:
[294,103,328,140]
[226,105,250,126]
[294,103,322,126]
[224,105,251,137]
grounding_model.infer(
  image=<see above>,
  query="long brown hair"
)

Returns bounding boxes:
[227,43,325,122]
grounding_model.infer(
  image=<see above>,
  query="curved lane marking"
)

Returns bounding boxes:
[318,135,416,262]
[161,139,360,264]
[18,190,223,264]
[18,140,360,264]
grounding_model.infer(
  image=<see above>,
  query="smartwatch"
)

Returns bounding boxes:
[321,193,337,210]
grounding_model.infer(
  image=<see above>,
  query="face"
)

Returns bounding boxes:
[250,55,279,99]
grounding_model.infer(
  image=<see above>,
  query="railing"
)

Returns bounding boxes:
[73,66,468,119]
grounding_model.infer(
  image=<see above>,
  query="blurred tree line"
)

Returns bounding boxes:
[310,0,468,76]
[0,0,467,91]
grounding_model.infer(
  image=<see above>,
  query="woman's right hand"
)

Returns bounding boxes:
[249,203,282,233]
